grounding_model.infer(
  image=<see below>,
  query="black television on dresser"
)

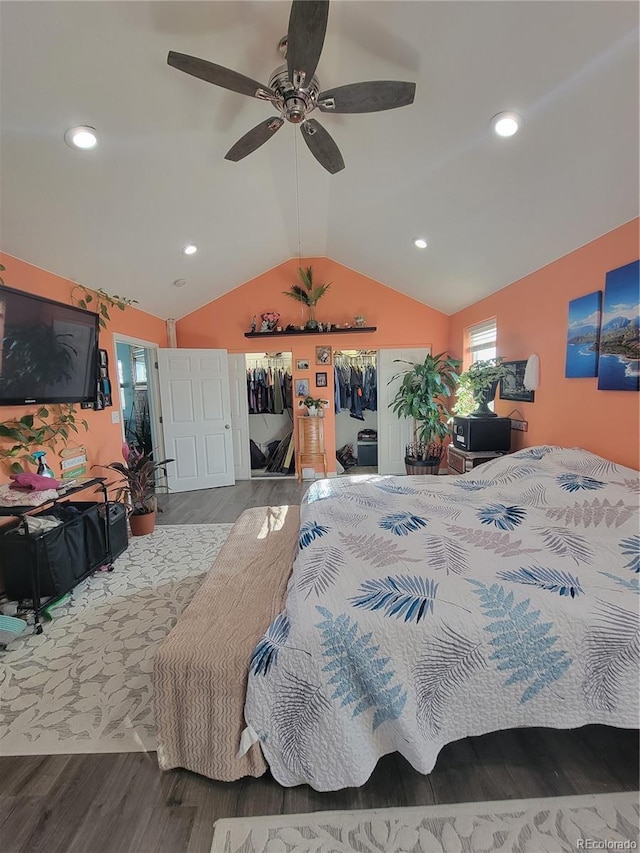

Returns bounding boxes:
[0,285,99,405]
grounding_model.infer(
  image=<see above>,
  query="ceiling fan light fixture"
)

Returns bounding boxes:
[491,111,522,138]
[65,125,98,150]
[414,238,428,249]
[182,244,198,255]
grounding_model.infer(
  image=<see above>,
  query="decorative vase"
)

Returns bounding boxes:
[305,304,319,331]
[469,381,499,418]
[129,511,156,536]
[354,315,365,327]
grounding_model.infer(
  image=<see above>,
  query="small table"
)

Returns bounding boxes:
[447,446,508,475]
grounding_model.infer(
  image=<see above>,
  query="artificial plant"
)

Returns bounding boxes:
[283,266,331,330]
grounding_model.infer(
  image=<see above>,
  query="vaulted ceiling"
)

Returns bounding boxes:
[1,1,638,320]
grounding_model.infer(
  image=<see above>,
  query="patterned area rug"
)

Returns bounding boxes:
[0,523,232,755]
[211,792,640,853]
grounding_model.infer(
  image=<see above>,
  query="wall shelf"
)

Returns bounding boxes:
[244,326,377,338]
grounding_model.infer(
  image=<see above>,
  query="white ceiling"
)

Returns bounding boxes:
[1,1,638,320]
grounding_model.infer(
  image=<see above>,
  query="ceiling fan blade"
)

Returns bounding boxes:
[225,117,284,162]
[287,0,329,88]
[168,51,275,100]
[300,119,344,174]
[318,80,416,114]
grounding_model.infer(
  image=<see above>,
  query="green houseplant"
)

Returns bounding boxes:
[302,395,328,416]
[283,266,331,330]
[456,358,513,418]
[389,352,461,474]
[94,443,174,536]
[0,405,89,473]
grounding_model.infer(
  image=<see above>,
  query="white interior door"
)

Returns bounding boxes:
[228,354,251,481]
[377,348,430,475]
[157,349,235,492]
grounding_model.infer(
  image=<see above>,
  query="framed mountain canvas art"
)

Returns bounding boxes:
[565,291,602,378]
[597,260,639,391]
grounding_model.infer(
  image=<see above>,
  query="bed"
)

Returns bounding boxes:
[243,446,640,791]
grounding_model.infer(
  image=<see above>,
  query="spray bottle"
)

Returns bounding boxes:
[32,451,55,478]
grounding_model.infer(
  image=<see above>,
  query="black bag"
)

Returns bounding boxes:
[250,439,267,469]
[337,443,357,470]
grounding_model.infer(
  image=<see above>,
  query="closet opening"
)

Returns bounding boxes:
[334,350,378,476]
[246,352,295,478]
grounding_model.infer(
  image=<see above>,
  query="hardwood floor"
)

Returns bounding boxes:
[1,479,638,853]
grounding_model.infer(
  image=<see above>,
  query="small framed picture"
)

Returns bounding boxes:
[316,345,331,365]
[316,371,328,387]
[499,360,535,403]
[296,359,310,370]
[296,378,310,397]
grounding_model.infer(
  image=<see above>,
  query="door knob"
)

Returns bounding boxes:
[224,424,230,429]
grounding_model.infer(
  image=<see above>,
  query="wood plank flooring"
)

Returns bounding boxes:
[1,479,638,853]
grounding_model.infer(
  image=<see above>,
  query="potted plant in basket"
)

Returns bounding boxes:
[94,443,174,536]
[302,395,328,416]
[456,358,513,418]
[389,352,461,474]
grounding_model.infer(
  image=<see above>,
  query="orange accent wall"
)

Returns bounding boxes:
[0,253,167,483]
[449,219,640,470]
[177,257,450,472]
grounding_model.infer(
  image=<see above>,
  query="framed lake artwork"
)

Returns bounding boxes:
[565,291,602,378]
[597,259,639,391]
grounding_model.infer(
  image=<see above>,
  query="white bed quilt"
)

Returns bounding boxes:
[244,447,640,790]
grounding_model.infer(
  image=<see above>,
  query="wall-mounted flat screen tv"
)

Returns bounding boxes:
[0,285,99,405]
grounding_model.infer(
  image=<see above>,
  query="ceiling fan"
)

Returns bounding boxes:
[167,0,416,174]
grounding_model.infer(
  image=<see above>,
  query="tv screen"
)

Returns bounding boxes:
[0,285,99,405]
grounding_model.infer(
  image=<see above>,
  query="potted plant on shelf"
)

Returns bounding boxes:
[302,395,328,417]
[283,266,331,330]
[456,358,513,418]
[95,443,174,536]
[390,352,461,474]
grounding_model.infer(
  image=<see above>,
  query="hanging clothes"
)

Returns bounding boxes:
[333,353,377,415]
[246,364,292,415]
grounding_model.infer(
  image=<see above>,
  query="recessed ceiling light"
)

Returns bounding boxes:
[64,125,98,150]
[182,244,198,255]
[414,238,428,249]
[491,112,522,138]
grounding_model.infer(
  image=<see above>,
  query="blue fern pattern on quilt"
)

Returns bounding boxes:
[250,613,290,676]
[378,512,428,536]
[497,566,584,598]
[299,520,329,549]
[477,504,527,531]
[620,534,640,573]
[468,580,572,703]
[315,606,407,729]
[557,473,606,493]
[350,575,439,623]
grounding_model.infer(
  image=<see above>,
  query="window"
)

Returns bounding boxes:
[467,319,497,365]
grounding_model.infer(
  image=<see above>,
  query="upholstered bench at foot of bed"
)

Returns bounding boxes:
[153,504,299,781]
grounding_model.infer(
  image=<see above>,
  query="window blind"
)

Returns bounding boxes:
[468,319,497,354]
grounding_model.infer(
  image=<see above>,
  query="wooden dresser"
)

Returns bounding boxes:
[296,416,327,483]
